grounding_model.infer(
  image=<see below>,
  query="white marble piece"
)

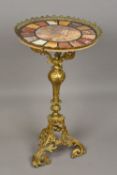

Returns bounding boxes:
[47,21,57,25]
[32,39,47,45]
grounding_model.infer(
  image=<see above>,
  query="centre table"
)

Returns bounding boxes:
[15,15,102,168]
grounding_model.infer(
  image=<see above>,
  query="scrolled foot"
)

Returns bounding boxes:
[71,143,86,158]
[62,134,86,159]
[32,154,51,168]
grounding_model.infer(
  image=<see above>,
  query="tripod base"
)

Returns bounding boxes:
[32,114,86,167]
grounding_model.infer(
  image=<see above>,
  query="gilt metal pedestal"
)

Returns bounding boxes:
[15,15,102,167]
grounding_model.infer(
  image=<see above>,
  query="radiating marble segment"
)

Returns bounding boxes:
[47,21,57,25]
[82,34,96,40]
[70,40,84,47]
[36,21,48,27]
[36,25,81,42]
[32,39,47,45]
[21,32,35,37]
[26,23,39,29]
[24,36,37,42]
[58,42,72,49]
[77,25,91,31]
[82,29,96,35]
[59,20,70,26]
[21,27,35,32]
[79,38,92,45]
[45,41,57,48]
[69,22,82,27]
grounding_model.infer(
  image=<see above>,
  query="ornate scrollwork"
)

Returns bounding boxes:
[31,48,76,63]
[32,113,86,167]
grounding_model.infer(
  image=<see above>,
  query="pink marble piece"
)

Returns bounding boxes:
[36,21,48,27]
[70,40,84,47]
[79,38,92,45]
[58,42,71,49]
[82,34,96,40]
[21,32,35,37]
[82,30,96,35]
[24,36,37,42]
[35,25,81,42]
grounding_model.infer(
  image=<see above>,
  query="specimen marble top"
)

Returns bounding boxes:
[15,16,101,52]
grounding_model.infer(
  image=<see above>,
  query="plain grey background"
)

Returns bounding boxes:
[0,0,117,174]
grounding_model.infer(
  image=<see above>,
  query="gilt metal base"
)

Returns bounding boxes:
[31,52,86,167]
[32,114,86,167]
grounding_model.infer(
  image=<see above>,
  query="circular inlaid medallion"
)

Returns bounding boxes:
[35,25,81,42]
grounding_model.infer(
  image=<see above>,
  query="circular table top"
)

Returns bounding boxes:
[15,16,102,52]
